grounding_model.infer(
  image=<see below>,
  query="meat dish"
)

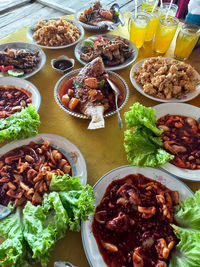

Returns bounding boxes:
[0,140,72,207]
[78,1,119,26]
[134,57,196,100]
[0,47,40,74]
[59,57,123,129]
[92,173,179,267]
[0,85,32,119]
[80,36,133,66]
[157,114,200,170]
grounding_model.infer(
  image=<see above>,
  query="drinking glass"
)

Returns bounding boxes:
[154,16,179,53]
[143,7,161,41]
[160,3,178,17]
[141,0,159,10]
[129,11,150,48]
[174,24,200,60]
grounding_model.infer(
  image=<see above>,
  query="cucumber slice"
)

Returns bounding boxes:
[8,69,24,77]
[82,38,94,48]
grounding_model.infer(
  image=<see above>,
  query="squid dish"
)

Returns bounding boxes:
[59,57,123,129]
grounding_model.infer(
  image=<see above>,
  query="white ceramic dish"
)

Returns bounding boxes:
[82,165,194,267]
[74,8,123,33]
[26,18,84,50]
[154,102,200,181]
[74,34,138,71]
[54,69,129,119]
[0,42,46,79]
[0,133,87,186]
[130,57,200,102]
[0,76,41,111]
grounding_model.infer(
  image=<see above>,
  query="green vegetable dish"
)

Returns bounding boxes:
[0,175,95,266]
[124,102,174,167]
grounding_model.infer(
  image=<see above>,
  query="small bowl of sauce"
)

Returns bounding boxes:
[51,56,75,74]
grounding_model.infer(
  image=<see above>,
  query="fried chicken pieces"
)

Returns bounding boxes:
[135,57,196,100]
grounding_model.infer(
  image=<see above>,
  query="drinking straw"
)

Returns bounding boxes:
[160,0,163,8]
[165,0,173,20]
[152,0,158,13]
[134,0,137,18]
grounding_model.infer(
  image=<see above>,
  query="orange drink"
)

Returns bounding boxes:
[174,24,200,60]
[154,16,179,53]
[143,7,160,41]
[129,12,150,48]
[141,0,158,10]
[160,3,178,17]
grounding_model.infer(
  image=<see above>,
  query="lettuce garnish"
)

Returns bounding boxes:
[0,104,40,142]
[170,190,200,266]
[124,103,174,167]
[0,175,95,267]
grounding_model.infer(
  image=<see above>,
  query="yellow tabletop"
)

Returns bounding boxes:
[0,13,200,267]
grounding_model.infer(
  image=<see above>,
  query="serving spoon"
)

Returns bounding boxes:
[110,3,125,27]
[106,78,123,130]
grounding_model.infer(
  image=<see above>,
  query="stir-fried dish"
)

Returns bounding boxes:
[79,1,119,25]
[80,36,133,66]
[59,57,123,129]
[92,174,179,267]
[0,85,32,119]
[157,114,200,170]
[134,57,196,100]
[0,47,40,74]
[0,140,72,207]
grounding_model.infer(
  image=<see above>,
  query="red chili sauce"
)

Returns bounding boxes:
[59,77,124,114]
[157,114,200,169]
[0,85,32,119]
[0,141,72,207]
[92,174,179,267]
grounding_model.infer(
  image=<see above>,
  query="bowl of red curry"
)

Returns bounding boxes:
[81,165,193,267]
[0,77,41,119]
[54,68,129,120]
[154,103,200,181]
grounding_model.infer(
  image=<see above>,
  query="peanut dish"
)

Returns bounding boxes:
[33,18,81,47]
[0,140,72,207]
[92,174,179,267]
[135,57,196,100]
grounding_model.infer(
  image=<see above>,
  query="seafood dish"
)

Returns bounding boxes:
[79,35,133,66]
[0,140,72,207]
[134,57,197,100]
[0,85,32,119]
[58,57,124,129]
[157,114,200,170]
[32,18,81,47]
[78,1,120,26]
[92,173,179,267]
[0,46,40,75]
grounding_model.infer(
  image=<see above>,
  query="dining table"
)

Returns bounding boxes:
[0,12,200,267]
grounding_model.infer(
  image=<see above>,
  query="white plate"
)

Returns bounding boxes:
[130,57,200,102]
[74,34,138,71]
[0,42,46,79]
[82,165,194,267]
[154,103,200,181]
[26,18,84,50]
[0,133,87,186]
[0,76,41,111]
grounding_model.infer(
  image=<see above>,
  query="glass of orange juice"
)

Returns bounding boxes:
[143,6,160,41]
[160,3,178,17]
[141,0,158,10]
[174,24,200,60]
[129,11,150,48]
[154,16,179,53]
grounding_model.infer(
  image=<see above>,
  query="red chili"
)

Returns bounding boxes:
[0,65,14,72]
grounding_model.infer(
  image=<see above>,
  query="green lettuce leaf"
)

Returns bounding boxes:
[0,208,28,267]
[174,190,200,230]
[170,226,200,267]
[124,103,174,167]
[50,174,83,192]
[0,104,40,142]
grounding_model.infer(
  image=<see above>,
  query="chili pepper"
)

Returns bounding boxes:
[0,65,14,72]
